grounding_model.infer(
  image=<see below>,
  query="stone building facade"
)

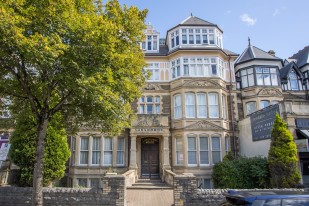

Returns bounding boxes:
[66,15,239,189]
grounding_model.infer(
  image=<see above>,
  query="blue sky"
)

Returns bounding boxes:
[118,0,309,59]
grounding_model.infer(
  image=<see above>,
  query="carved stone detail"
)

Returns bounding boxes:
[184,80,216,87]
[258,88,282,96]
[186,120,225,130]
[144,83,161,90]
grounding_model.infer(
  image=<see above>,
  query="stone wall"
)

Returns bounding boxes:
[0,174,125,206]
[173,174,197,206]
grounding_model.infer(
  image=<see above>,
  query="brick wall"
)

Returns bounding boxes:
[0,174,125,206]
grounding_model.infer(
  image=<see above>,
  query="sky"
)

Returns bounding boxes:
[118,0,309,59]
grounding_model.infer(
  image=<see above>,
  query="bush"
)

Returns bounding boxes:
[212,156,271,189]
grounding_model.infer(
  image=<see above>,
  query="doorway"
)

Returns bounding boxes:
[141,138,160,179]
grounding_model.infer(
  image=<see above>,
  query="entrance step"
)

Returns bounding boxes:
[127,179,173,190]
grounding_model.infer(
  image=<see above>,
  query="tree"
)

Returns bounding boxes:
[10,112,70,187]
[0,0,147,205]
[268,113,301,188]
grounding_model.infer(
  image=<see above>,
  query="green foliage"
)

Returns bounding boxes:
[212,156,270,189]
[10,112,70,187]
[268,113,301,188]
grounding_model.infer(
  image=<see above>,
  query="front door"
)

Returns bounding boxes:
[141,138,159,179]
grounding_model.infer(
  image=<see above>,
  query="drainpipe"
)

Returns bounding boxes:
[228,56,237,158]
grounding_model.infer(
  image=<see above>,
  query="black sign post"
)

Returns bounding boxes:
[250,104,280,141]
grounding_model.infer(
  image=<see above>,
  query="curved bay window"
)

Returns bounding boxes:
[237,67,279,89]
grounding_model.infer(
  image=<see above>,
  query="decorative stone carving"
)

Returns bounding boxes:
[186,120,225,130]
[258,88,282,96]
[135,115,162,127]
[144,83,161,90]
[182,80,224,89]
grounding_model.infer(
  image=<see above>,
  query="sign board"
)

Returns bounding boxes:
[250,104,279,141]
[0,143,11,161]
[295,139,309,152]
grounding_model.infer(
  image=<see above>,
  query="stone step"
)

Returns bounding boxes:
[127,179,173,190]
[127,185,173,190]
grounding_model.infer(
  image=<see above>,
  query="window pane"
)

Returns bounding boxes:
[81,137,89,150]
[155,96,160,103]
[248,74,255,86]
[211,65,217,75]
[246,102,256,114]
[208,93,219,118]
[104,152,112,165]
[209,34,214,44]
[92,137,100,150]
[189,35,194,44]
[263,74,271,85]
[155,105,160,114]
[260,100,269,109]
[197,93,207,118]
[117,137,125,165]
[212,137,221,164]
[200,137,208,150]
[188,151,197,164]
[90,179,100,189]
[80,151,88,164]
[241,76,248,88]
[203,179,211,189]
[174,95,182,119]
[202,35,207,44]
[176,138,183,165]
[78,178,87,187]
[182,35,187,44]
[92,151,100,164]
[104,137,112,150]
[256,74,264,85]
[196,35,201,44]
[185,93,195,118]
[147,96,153,102]
[140,105,144,114]
[271,74,278,86]
[147,105,153,114]
[188,137,196,150]
[184,65,189,76]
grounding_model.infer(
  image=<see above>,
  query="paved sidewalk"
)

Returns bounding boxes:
[126,189,173,206]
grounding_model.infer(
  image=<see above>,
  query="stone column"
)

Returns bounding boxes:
[129,135,137,169]
[163,134,171,169]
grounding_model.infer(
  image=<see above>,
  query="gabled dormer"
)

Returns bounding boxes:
[166,15,223,51]
[289,46,309,71]
[141,24,160,53]
[280,62,305,91]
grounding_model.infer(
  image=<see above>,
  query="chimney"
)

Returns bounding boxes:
[268,50,276,56]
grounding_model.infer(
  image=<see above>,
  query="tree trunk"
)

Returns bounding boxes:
[32,116,49,206]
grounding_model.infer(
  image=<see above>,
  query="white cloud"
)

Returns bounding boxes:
[272,9,279,16]
[240,13,257,26]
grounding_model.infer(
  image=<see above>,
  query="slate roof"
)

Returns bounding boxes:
[235,46,281,66]
[167,15,222,33]
[280,62,304,80]
[144,45,169,56]
[289,46,309,68]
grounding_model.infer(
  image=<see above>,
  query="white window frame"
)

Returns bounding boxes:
[174,94,182,119]
[175,137,184,165]
[187,136,197,166]
[91,136,101,165]
[116,137,125,166]
[185,93,196,118]
[211,136,221,164]
[197,93,207,118]
[208,93,219,118]
[103,137,113,166]
[199,136,210,166]
[80,137,89,165]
